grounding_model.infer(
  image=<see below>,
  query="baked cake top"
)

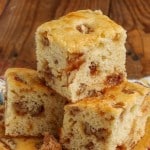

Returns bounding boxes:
[36,9,126,53]
[4,68,53,94]
[65,82,150,115]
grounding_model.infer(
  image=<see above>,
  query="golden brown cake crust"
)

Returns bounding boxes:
[37,10,126,53]
[65,81,150,111]
[4,68,53,94]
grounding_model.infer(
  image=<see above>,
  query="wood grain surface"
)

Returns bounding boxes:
[0,0,149,78]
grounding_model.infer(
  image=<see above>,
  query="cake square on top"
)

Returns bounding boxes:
[4,68,67,137]
[36,9,127,102]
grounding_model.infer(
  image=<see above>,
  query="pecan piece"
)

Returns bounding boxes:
[113,102,125,108]
[76,24,94,34]
[70,107,81,116]
[84,122,95,135]
[54,59,58,64]
[83,122,111,141]
[65,53,85,72]
[85,142,94,150]
[116,145,127,150]
[94,128,111,141]
[105,73,123,86]
[14,76,27,84]
[89,61,99,75]
[113,33,121,41]
[41,32,50,46]
[122,88,134,94]
[88,90,103,97]
[105,115,115,121]
[13,101,44,117]
[13,101,28,115]
[44,66,54,79]
[76,83,87,96]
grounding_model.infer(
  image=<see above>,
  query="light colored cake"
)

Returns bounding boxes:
[36,9,127,102]
[60,82,150,150]
[4,68,67,137]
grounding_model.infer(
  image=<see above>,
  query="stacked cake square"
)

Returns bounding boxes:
[35,10,150,150]
[4,68,67,137]
[2,10,150,150]
[36,10,127,102]
[60,82,150,149]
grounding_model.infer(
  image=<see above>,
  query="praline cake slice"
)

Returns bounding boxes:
[4,68,67,137]
[36,9,127,102]
[60,82,150,150]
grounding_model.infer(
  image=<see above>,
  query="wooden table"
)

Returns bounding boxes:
[0,0,149,78]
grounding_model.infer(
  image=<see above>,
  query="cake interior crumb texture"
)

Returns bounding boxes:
[60,82,150,150]
[4,68,67,137]
[36,9,127,102]
[0,104,42,150]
